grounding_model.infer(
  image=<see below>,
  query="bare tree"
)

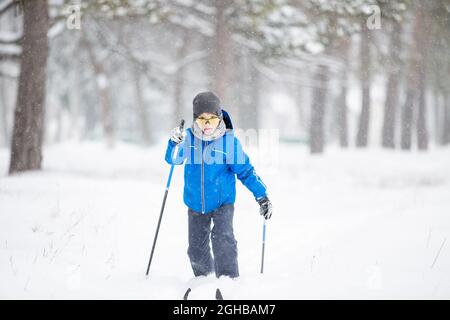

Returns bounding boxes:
[236,53,260,131]
[401,79,415,150]
[68,47,82,142]
[247,61,261,130]
[173,30,191,127]
[9,0,49,174]
[356,24,372,148]
[310,65,328,154]
[336,38,350,148]
[416,62,428,150]
[0,78,11,146]
[210,0,233,104]
[82,33,115,148]
[382,21,403,149]
[416,9,431,151]
[133,63,151,146]
[443,93,450,145]
[401,7,427,150]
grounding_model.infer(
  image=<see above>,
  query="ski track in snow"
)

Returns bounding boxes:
[1,141,450,299]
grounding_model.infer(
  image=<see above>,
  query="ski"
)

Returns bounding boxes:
[183,287,223,300]
[215,288,223,300]
[183,288,191,300]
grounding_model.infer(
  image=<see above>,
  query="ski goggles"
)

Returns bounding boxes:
[195,115,221,127]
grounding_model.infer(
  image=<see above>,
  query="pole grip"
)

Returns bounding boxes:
[171,119,186,166]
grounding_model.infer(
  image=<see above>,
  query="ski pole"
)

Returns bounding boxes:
[146,120,184,277]
[260,218,267,274]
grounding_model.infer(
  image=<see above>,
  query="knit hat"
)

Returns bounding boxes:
[193,91,222,119]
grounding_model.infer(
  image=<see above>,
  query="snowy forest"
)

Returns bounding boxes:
[1,0,450,300]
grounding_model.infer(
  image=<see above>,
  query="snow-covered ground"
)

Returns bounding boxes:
[1,141,450,299]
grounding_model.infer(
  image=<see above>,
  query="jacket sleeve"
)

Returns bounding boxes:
[165,139,186,165]
[228,136,267,200]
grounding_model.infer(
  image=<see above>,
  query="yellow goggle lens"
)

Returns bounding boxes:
[196,116,220,127]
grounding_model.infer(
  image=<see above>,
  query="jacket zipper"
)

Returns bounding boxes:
[201,140,206,214]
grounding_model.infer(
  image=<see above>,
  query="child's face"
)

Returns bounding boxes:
[196,112,221,136]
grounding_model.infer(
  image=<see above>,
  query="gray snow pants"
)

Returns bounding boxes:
[187,204,239,278]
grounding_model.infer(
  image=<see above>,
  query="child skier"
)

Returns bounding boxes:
[165,91,272,279]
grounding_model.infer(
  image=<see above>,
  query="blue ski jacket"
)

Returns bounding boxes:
[165,111,267,214]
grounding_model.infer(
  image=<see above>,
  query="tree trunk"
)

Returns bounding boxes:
[295,83,307,135]
[82,35,115,148]
[97,75,114,148]
[9,0,49,174]
[336,39,350,148]
[416,9,430,151]
[356,25,371,148]
[54,98,62,143]
[337,85,348,148]
[401,88,415,150]
[238,54,260,131]
[432,89,442,144]
[382,21,402,149]
[310,65,328,154]
[248,61,260,130]
[68,57,81,141]
[443,93,450,145]
[173,31,190,126]
[133,63,151,146]
[401,8,426,150]
[0,78,10,146]
[211,0,232,105]
[416,65,428,150]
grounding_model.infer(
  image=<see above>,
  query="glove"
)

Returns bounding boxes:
[170,125,186,145]
[257,196,272,220]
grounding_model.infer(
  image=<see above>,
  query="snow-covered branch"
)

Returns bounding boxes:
[0,31,22,44]
[167,0,215,21]
[0,42,21,61]
[48,19,65,39]
[0,62,19,78]
[0,0,17,16]
[0,52,20,61]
